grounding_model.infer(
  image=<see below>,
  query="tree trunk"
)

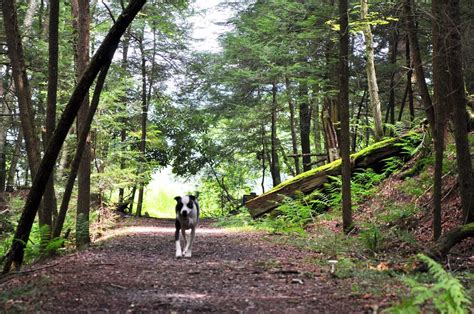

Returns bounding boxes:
[0,99,9,193]
[53,60,112,239]
[6,129,22,192]
[427,223,474,259]
[299,82,312,172]
[443,0,474,224]
[270,82,281,187]
[432,0,449,240]
[2,0,53,241]
[285,76,300,175]
[384,23,398,135]
[340,0,352,233]
[404,0,435,131]
[361,0,384,140]
[72,0,91,247]
[118,30,130,205]
[44,0,60,231]
[1,0,146,274]
[136,38,147,217]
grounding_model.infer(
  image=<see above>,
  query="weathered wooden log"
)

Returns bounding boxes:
[246,132,421,218]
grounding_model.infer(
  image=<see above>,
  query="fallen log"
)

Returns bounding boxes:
[246,132,422,218]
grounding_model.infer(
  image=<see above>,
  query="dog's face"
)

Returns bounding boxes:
[175,195,196,219]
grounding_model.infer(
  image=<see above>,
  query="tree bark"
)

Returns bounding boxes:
[427,223,474,259]
[299,82,312,172]
[340,0,352,233]
[53,60,112,239]
[403,0,435,131]
[2,0,146,274]
[285,76,300,175]
[443,0,474,223]
[6,129,22,192]
[72,0,91,247]
[432,0,449,240]
[44,0,60,232]
[270,82,281,187]
[361,0,384,140]
[136,37,147,217]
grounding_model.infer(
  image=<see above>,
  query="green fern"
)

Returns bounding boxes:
[388,254,472,314]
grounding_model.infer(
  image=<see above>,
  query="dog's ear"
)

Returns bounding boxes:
[189,195,196,201]
[174,196,182,203]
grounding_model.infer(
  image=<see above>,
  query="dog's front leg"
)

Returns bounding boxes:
[181,228,187,256]
[175,220,182,258]
[184,227,195,258]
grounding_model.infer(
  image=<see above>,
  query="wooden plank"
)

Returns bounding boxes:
[245,132,421,218]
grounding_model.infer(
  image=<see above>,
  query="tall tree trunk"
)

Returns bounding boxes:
[260,123,266,193]
[384,22,398,135]
[2,0,146,274]
[406,37,415,121]
[2,0,53,241]
[299,82,312,172]
[136,38,147,217]
[360,0,384,140]
[44,0,60,231]
[443,0,474,224]
[118,30,130,205]
[432,0,449,240]
[285,76,300,175]
[404,0,435,131]
[340,0,352,233]
[72,0,91,247]
[270,82,281,187]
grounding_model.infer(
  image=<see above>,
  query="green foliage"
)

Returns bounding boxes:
[388,254,472,314]
[359,224,383,253]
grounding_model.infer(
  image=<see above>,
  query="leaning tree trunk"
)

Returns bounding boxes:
[1,0,146,274]
[72,0,91,247]
[361,0,384,140]
[53,60,112,239]
[404,0,435,131]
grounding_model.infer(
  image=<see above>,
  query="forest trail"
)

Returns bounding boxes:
[1,218,385,312]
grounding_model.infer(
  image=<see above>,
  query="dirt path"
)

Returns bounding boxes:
[1,218,381,312]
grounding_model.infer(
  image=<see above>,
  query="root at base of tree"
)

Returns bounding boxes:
[426,222,474,260]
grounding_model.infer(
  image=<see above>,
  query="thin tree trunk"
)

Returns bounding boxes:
[340,0,352,233]
[352,89,367,152]
[406,37,415,121]
[384,23,398,135]
[2,0,146,273]
[432,0,449,240]
[136,37,147,217]
[6,129,22,192]
[299,82,312,172]
[404,0,435,131]
[72,0,91,247]
[0,99,9,193]
[53,60,112,239]
[285,76,300,175]
[261,123,266,193]
[118,30,130,205]
[361,0,384,140]
[270,82,281,187]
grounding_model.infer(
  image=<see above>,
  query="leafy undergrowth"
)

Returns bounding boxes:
[223,137,473,312]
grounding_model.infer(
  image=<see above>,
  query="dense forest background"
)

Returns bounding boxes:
[0,0,473,307]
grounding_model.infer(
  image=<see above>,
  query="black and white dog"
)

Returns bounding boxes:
[174,195,199,258]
